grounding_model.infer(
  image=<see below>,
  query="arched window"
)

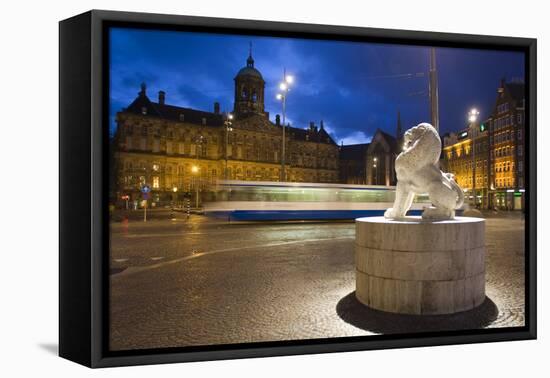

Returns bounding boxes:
[251,91,257,102]
[241,87,248,100]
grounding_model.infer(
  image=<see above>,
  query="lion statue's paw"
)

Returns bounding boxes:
[384,208,403,219]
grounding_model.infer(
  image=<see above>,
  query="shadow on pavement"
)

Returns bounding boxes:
[336,291,498,334]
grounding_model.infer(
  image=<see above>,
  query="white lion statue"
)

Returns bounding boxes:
[384,122,464,220]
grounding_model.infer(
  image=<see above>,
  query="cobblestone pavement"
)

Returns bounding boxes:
[109,211,525,351]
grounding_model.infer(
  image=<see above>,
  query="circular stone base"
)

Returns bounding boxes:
[355,216,485,315]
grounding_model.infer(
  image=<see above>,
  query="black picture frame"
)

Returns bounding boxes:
[59,9,537,368]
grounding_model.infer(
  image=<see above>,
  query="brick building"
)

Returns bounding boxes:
[443,79,525,210]
[443,122,490,208]
[486,79,526,210]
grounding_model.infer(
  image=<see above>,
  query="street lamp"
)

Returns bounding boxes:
[276,69,294,182]
[373,157,378,185]
[191,165,200,209]
[373,157,378,181]
[193,135,204,209]
[224,113,233,180]
[171,186,178,208]
[468,108,480,208]
[468,108,479,123]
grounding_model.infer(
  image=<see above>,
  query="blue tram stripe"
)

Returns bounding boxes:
[206,209,423,221]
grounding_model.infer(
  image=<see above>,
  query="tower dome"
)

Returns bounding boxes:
[234,46,266,117]
[235,53,264,80]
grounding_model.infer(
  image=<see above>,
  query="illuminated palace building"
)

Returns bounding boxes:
[112,52,341,204]
[443,79,526,210]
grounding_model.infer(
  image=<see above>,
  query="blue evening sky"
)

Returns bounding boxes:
[109,27,525,144]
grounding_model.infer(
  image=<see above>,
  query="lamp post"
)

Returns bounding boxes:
[468,108,480,208]
[172,186,178,208]
[191,165,199,209]
[193,135,203,209]
[373,157,378,185]
[224,113,233,180]
[276,69,294,182]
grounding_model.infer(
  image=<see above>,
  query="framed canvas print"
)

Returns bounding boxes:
[59,10,537,368]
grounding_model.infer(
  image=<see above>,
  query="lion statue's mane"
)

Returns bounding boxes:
[384,122,464,220]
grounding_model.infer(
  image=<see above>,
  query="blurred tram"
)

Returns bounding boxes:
[204,180,431,221]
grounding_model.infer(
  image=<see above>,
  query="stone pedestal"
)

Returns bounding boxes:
[355,216,485,315]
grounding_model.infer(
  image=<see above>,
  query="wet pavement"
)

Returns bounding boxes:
[109,210,525,351]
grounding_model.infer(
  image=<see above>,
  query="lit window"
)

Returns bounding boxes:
[141,107,147,115]
[152,176,160,189]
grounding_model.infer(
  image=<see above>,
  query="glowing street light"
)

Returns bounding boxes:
[224,113,234,180]
[468,108,479,123]
[276,68,294,182]
[468,108,481,208]
[373,157,378,184]
[191,165,200,209]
